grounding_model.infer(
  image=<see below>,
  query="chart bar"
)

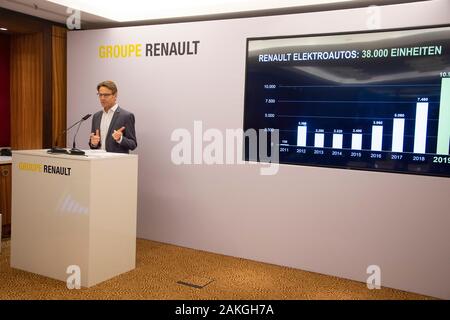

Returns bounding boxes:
[314,133,324,148]
[332,133,343,149]
[392,118,405,152]
[351,133,362,150]
[297,126,307,147]
[437,78,450,155]
[371,125,383,151]
[413,102,429,154]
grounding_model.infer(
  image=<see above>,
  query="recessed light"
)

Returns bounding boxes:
[0,28,8,31]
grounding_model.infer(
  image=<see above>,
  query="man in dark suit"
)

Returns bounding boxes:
[89,80,137,153]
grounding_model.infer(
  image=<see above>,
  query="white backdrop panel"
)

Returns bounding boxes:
[68,0,450,299]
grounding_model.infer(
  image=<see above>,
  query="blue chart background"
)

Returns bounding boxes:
[244,27,450,177]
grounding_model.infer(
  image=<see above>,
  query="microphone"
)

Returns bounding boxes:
[48,114,92,154]
[69,114,92,156]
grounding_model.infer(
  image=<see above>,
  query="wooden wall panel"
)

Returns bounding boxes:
[52,26,67,147]
[10,33,43,150]
[42,27,53,148]
[0,34,10,148]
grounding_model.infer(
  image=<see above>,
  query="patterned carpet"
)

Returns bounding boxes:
[0,238,434,300]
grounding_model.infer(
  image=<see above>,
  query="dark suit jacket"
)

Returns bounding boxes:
[89,106,137,153]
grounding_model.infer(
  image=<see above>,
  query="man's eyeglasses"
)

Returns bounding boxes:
[97,93,113,98]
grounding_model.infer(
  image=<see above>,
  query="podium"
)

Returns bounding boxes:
[10,149,138,287]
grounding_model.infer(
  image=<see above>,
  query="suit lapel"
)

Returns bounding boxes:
[96,112,102,130]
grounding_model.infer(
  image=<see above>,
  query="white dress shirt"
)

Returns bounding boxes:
[100,103,119,150]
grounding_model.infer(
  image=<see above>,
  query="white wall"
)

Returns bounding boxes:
[68,0,450,299]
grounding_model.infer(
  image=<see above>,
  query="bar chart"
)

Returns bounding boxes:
[290,98,447,155]
[250,78,450,176]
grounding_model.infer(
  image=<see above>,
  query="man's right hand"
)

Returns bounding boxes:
[90,129,100,146]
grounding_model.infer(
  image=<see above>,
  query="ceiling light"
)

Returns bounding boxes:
[46,0,356,22]
[0,27,8,31]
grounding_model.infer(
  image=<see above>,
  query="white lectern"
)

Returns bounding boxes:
[10,149,138,287]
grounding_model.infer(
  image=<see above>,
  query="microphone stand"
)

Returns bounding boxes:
[48,133,70,154]
[48,114,91,155]
[49,145,68,154]
[69,121,86,156]
[48,120,83,154]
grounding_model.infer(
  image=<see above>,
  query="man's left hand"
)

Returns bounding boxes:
[112,126,125,142]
